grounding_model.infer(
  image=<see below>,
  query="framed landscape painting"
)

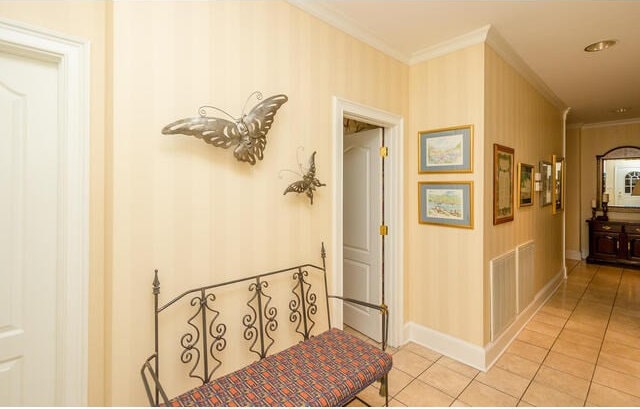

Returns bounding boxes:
[418,181,473,229]
[418,125,473,173]
[493,144,514,224]
[518,163,534,207]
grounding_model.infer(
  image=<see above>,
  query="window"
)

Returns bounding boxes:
[625,171,640,194]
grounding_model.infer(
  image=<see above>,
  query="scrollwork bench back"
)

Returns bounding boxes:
[140,243,390,407]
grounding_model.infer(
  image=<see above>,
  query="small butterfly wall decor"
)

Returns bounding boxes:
[283,151,326,205]
[161,91,288,165]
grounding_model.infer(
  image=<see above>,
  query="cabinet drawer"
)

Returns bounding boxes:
[592,222,623,233]
[625,224,640,235]
[592,232,620,259]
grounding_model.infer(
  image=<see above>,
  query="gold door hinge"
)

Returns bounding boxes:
[380,146,388,157]
[379,224,388,236]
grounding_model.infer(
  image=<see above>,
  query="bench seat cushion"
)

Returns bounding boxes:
[167,328,392,407]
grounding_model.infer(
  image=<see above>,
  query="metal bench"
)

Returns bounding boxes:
[140,243,391,406]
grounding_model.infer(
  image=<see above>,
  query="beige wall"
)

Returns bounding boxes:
[483,46,564,344]
[566,127,581,258]
[407,44,486,346]
[0,1,108,405]
[575,122,640,256]
[108,1,408,405]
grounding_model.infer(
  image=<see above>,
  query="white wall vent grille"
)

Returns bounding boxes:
[490,250,517,341]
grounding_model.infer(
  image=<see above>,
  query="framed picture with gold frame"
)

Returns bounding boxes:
[418,125,473,173]
[493,144,514,224]
[539,160,553,207]
[552,155,565,214]
[418,181,473,229]
[518,163,534,207]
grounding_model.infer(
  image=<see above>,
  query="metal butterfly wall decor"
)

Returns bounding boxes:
[161,91,288,165]
[283,150,326,205]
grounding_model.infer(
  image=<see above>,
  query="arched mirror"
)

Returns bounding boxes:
[596,146,640,210]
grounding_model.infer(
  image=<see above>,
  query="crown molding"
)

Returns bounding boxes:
[286,0,410,64]
[286,3,566,113]
[484,26,567,111]
[580,117,640,129]
[409,25,491,65]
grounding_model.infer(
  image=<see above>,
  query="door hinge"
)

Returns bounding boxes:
[379,224,388,236]
[380,146,388,158]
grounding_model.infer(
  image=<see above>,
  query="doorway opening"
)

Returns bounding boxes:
[331,97,404,348]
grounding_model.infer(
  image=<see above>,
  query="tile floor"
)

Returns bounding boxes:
[346,260,640,406]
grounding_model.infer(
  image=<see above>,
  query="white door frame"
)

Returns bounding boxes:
[332,97,404,347]
[0,18,89,405]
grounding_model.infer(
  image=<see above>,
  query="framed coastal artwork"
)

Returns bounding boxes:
[518,163,534,207]
[493,144,514,224]
[418,181,473,229]
[418,125,473,173]
[540,160,553,207]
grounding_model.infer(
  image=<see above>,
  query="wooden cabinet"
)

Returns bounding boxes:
[587,220,640,268]
[627,223,640,263]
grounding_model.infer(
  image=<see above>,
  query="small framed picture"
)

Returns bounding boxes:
[539,160,553,207]
[418,181,473,229]
[493,144,514,225]
[418,125,473,173]
[552,155,565,214]
[518,163,534,207]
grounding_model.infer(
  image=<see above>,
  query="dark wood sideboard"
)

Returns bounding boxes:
[586,219,640,269]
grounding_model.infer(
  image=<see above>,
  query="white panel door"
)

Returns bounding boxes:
[0,48,60,405]
[343,128,382,341]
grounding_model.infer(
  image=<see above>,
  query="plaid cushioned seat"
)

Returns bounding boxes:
[167,328,392,407]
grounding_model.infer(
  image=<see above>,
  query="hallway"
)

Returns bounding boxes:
[349,261,640,406]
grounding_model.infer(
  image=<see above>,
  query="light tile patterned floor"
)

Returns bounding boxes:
[347,260,640,406]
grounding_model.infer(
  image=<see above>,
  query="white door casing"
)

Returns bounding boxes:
[343,128,383,341]
[332,97,404,348]
[0,19,89,405]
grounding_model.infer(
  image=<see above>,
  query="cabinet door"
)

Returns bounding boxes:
[628,234,640,262]
[592,232,620,260]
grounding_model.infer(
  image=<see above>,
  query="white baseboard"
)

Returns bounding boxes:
[403,322,486,371]
[404,269,564,372]
[565,250,582,261]
[484,269,563,369]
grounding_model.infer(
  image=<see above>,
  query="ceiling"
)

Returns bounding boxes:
[289,1,640,125]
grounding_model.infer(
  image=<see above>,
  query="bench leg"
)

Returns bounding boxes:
[378,373,389,406]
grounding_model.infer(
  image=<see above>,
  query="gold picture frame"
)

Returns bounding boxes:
[539,160,553,207]
[493,144,514,224]
[418,181,474,229]
[552,155,565,214]
[418,125,473,173]
[518,163,534,207]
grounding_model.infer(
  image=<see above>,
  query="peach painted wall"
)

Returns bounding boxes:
[407,44,486,346]
[484,45,564,344]
[566,126,581,259]
[108,1,408,405]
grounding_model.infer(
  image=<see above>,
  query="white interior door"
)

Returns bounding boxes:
[0,47,62,406]
[343,128,382,341]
